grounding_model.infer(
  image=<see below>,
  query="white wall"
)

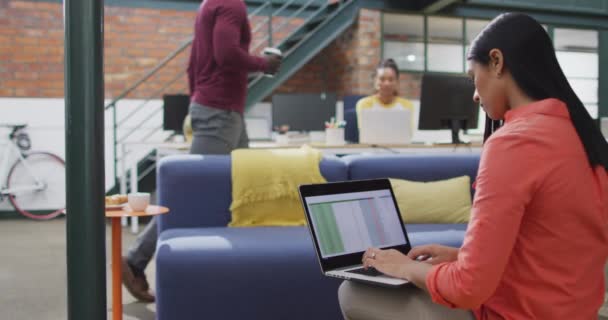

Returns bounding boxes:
[0,97,169,211]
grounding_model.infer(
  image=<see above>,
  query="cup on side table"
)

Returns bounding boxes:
[128,192,150,212]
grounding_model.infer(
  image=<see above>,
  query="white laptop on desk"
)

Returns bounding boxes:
[359,109,412,145]
[298,179,412,287]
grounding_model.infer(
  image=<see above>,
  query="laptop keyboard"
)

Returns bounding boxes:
[346,267,383,277]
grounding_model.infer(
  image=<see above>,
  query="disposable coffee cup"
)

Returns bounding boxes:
[263,47,282,77]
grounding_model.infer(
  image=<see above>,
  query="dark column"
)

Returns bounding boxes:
[64,0,107,319]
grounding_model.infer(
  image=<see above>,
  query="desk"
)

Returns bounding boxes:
[308,142,481,155]
[105,205,169,320]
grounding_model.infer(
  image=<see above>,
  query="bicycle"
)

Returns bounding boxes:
[0,124,66,220]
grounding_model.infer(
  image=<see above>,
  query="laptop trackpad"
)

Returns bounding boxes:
[346,267,383,277]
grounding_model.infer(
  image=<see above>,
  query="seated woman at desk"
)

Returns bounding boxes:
[355,58,414,131]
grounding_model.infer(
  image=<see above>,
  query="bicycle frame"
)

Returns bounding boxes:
[0,140,45,196]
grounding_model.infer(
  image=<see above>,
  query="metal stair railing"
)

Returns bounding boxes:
[245,0,358,107]
[275,1,352,56]
[251,0,324,54]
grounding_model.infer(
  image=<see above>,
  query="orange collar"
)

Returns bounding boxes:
[504,98,569,123]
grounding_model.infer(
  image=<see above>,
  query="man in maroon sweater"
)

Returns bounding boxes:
[121,0,281,302]
[188,0,281,153]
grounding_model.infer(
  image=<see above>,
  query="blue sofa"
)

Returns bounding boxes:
[156,153,480,320]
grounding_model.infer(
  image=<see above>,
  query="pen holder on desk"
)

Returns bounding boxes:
[275,134,289,146]
[325,127,345,146]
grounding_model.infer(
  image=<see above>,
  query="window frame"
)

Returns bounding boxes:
[551,25,600,118]
[381,13,473,75]
[380,12,602,119]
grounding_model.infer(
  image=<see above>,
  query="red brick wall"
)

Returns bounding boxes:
[0,1,422,101]
[0,0,64,97]
[104,6,195,99]
[275,9,380,98]
[0,0,195,98]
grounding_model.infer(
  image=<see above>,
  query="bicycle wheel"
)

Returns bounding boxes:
[7,152,66,220]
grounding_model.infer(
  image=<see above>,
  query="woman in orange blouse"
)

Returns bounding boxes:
[339,13,608,320]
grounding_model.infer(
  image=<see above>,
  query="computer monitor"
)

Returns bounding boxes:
[419,73,479,144]
[163,94,190,134]
[272,93,337,132]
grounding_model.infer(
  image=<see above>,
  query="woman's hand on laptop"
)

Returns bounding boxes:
[363,248,414,280]
[363,248,434,290]
[407,244,459,265]
[363,247,442,290]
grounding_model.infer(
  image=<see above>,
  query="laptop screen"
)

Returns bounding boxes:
[306,189,407,258]
[300,179,411,271]
[358,109,412,145]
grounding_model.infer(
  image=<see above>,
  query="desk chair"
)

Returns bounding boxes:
[343,94,365,143]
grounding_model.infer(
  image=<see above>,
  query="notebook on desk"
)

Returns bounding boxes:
[359,109,412,145]
[298,179,412,287]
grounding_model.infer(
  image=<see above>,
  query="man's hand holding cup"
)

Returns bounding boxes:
[263,47,282,77]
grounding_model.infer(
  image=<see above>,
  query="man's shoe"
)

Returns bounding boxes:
[121,257,155,303]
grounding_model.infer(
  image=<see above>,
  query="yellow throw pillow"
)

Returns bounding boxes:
[389,176,471,224]
[229,146,326,227]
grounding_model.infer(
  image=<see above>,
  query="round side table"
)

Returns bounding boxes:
[105,205,169,320]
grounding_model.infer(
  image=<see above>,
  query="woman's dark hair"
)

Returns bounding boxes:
[377,58,400,79]
[375,58,400,96]
[469,12,608,170]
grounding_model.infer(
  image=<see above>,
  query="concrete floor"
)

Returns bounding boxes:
[2,216,608,320]
[0,217,156,320]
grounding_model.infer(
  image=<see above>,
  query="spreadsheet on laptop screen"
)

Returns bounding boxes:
[305,190,407,258]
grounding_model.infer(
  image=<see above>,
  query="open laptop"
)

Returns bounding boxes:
[299,179,412,287]
[359,109,412,145]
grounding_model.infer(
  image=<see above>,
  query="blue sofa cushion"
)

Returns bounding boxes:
[156,227,343,320]
[156,224,467,320]
[157,155,349,232]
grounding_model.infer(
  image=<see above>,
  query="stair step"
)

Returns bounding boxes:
[283,34,306,48]
[307,14,328,27]
[248,74,263,85]
[276,2,341,51]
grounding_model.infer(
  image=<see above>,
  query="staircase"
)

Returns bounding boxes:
[105,0,359,195]
[246,0,358,107]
